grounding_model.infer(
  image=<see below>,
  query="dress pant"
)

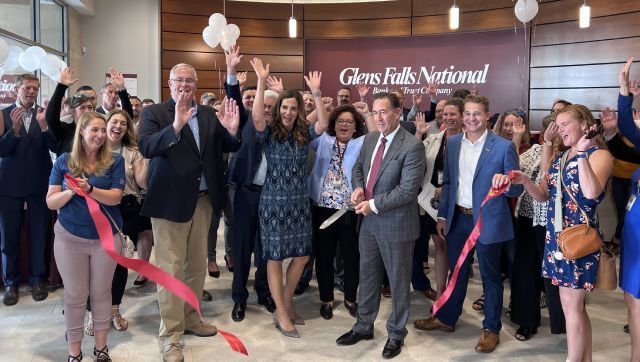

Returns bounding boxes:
[152,193,212,346]
[312,206,359,303]
[231,185,269,304]
[511,216,543,328]
[208,185,234,260]
[411,214,433,292]
[435,209,506,333]
[0,195,49,286]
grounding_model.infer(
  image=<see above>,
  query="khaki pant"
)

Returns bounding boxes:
[152,194,212,346]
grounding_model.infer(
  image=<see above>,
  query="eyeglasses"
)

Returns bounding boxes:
[170,78,196,85]
[336,119,355,125]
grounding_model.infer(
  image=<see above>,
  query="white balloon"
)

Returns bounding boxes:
[220,30,236,52]
[41,54,61,78]
[225,24,240,41]
[202,26,221,49]
[19,51,40,72]
[0,38,8,65]
[3,46,24,72]
[208,13,227,34]
[51,72,60,83]
[515,0,539,23]
[0,66,4,79]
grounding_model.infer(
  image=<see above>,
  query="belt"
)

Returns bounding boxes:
[455,205,473,216]
[198,190,209,197]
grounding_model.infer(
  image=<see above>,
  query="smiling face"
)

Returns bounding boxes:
[463,101,489,136]
[337,88,351,105]
[169,65,197,102]
[101,84,118,111]
[435,100,447,120]
[81,118,107,153]
[107,113,128,145]
[334,111,356,143]
[242,89,256,110]
[303,93,315,112]
[501,114,518,140]
[280,97,299,130]
[130,98,142,118]
[556,112,586,147]
[74,100,95,121]
[372,97,400,136]
[442,104,463,132]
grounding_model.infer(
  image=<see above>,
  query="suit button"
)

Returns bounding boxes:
[197,177,201,181]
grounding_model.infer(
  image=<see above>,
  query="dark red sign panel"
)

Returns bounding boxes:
[305,29,529,115]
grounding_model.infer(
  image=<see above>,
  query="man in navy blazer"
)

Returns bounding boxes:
[413,96,522,353]
[0,74,55,305]
[137,62,242,361]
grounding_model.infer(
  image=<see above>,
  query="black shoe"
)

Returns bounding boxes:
[320,303,333,320]
[224,255,234,272]
[258,296,276,313]
[382,338,403,359]
[3,286,18,306]
[294,282,309,296]
[336,330,374,346]
[202,290,212,302]
[231,302,247,322]
[94,345,111,361]
[344,301,358,317]
[625,324,630,334]
[515,326,538,341]
[31,282,48,302]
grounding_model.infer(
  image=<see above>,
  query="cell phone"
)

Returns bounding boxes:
[585,124,603,139]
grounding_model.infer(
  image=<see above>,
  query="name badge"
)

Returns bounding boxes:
[627,194,637,211]
[437,171,444,186]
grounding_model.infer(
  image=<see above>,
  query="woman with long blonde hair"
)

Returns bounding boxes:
[47,111,125,361]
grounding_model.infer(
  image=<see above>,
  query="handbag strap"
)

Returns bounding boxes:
[558,150,591,228]
[99,203,125,236]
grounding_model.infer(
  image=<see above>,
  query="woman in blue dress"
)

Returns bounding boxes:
[615,58,640,361]
[250,58,328,338]
[511,104,612,362]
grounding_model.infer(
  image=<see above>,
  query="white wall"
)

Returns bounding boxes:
[79,0,160,101]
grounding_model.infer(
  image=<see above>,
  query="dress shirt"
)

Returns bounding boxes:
[177,101,208,191]
[366,124,401,214]
[252,152,267,186]
[14,100,36,132]
[456,129,488,208]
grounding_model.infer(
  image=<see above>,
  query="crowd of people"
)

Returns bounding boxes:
[0,46,639,362]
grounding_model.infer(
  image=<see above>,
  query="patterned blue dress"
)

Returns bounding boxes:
[542,148,603,291]
[257,126,317,261]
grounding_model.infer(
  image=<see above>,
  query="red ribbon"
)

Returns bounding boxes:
[63,174,248,355]
[431,171,515,317]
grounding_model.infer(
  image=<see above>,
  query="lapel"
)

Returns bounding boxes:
[362,132,378,179]
[448,133,462,186]
[473,131,495,181]
[373,126,405,185]
[196,105,209,158]
[167,99,199,157]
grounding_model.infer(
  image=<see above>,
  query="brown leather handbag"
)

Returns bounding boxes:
[556,153,602,261]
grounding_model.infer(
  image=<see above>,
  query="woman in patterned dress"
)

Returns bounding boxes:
[510,105,612,361]
[250,58,328,338]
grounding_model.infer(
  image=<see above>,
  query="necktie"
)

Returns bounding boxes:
[365,137,387,200]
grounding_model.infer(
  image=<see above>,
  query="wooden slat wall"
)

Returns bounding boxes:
[530,2,640,129]
[161,0,640,127]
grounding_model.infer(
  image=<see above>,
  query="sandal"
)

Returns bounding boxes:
[515,326,537,341]
[68,351,83,361]
[111,305,128,331]
[472,294,485,311]
[93,345,111,362]
[540,294,548,309]
[84,312,94,336]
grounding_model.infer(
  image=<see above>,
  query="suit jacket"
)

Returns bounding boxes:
[96,89,134,119]
[0,105,55,197]
[437,131,523,244]
[352,126,426,242]
[137,98,242,222]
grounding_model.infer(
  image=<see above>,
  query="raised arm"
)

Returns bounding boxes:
[225,45,247,130]
[109,67,134,118]
[250,58,269,132]
[304,71,328,135]
[46,68,77,140]
[618,57,640,147]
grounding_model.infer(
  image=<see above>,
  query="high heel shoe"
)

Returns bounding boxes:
[93,345,111,361]
[208,260,220,278]
[291,315,305,325]
[273,314,300,338]
[515,326,537,341]
[224,255,234,272]
[67,351,82,361]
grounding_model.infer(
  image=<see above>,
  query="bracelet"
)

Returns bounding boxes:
[87,184,94,194]
[543,140,553,147]
[312,90,321,97]
[364,112,372,118]
[576,153,588,159]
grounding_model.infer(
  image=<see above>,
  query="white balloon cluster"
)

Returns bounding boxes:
[514,0,539,23]
[0,38,66,80]
[202,13,240,51]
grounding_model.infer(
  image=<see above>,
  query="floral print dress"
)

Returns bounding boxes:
[542,147,603,291]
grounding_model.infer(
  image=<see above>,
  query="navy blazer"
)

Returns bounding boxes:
[138,96,243,222]
[437,131,523,244]
[0,105,55,197]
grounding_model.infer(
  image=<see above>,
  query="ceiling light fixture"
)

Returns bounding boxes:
[579,1,590,28]
[289,0,297,38]
[449,1,459,30]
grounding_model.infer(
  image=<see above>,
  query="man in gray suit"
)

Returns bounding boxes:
[336,92,425,359]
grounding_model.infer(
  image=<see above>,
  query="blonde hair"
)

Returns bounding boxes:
[493,109,531,146]
[68,112,113,177]
[551,104,607,162]
[106,108,137,149]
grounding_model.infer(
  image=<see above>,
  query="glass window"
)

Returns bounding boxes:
[40,0,64,51]
[0,0,33,40]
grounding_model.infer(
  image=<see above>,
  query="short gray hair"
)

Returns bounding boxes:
[169,63,198,81]
[264,89,279,101]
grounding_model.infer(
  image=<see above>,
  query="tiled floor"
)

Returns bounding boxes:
[0,194,632,361]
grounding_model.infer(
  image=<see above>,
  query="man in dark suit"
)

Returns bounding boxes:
[138,62,242,362]
[0,73,55,305]
[336,92,425,359]
[96,68,134,119]
[414,96,522,354]
[223,46,276,322]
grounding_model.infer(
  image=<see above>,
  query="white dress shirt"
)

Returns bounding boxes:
[456,129,488,208]
[252,152,268,186]
[366,124,401,214]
